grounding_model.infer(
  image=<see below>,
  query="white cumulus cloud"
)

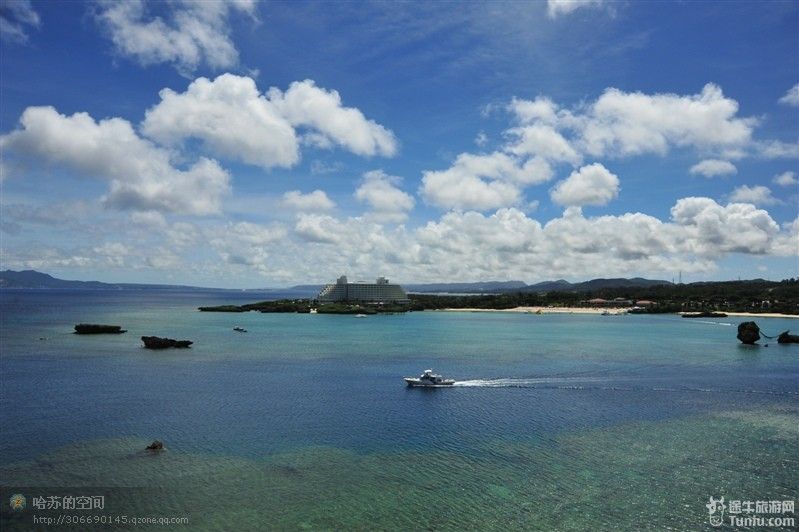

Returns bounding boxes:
[268,80,398,158]
[294,213,346,244]
[0,106,230,215]
[671,197,780,255]
[94,0,256,74]
[207,221,287,271]
[576,84,755,158]
[550,163,619,207]
[142,74,299,169]
[355,170,415,223]
[505,123,582,165]
[756,139,799,159]
[779,83,799,106]
[509,96,559,125]
[424,84,759,213]
[728,185,780,206]
[282,190,336,211]
[141,75,397,168]
[420,152,552,210]
[773,171,797,187]
[689,159,737,177]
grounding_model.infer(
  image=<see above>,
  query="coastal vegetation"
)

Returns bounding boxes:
[199,300,312,313]
[410,278,799,315]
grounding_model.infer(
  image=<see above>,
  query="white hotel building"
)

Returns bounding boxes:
[316,276,410,304]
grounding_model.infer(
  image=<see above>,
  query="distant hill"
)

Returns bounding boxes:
[518,277,673,293]
[0,270,113,289]
[289,284,325,292]
[0,270,226,291]
[523,279,572,292]
[405,281,527,293]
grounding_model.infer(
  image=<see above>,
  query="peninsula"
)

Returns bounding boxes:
[198,278,799,316]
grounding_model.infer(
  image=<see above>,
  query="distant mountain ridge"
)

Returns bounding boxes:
[0,270,230,291]
[518,277,673,293]
[406,278,671,294]
[1,269,671,293]
[404,281,527,293]
[0,270,113,289]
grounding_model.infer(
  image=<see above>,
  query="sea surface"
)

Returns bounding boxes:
[0,289,797,530]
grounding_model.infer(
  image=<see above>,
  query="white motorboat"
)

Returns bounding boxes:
[404,369,455,387]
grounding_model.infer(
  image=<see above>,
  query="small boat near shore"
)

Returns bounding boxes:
[233,326,247,332]
[404,369,455,387]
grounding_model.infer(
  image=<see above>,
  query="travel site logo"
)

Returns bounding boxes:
[706,496,795,528]
[706,496,726,527]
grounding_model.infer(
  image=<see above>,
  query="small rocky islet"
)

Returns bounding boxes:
[74,324,127,334]
[72,324,193,349]
[145,440,164,451]
[777,331,799,344]
[141,336,193,349]
[681,311,728,318]
[737,321,799,345]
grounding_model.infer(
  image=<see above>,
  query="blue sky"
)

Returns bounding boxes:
[1,0,797,287]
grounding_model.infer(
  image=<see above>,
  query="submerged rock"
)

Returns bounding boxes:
[737,321,761,345]
[777,331,799,344]
[141,336,193,349]
[74,324,127,334]
[145,440,164,451]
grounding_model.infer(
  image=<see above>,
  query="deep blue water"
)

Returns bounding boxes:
[1,289,797,529]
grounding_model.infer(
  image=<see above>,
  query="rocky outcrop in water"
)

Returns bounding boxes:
[777,331,799,344]
[74,324,127,334]
[141,336,192,349]
[145,440,164,451]
[682,312,728,318]
[737,321,761,344]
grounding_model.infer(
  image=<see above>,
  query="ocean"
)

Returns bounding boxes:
[1,289,797,530]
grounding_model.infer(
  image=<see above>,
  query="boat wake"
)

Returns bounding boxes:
[451,377,798,396]
[453,377,612,388]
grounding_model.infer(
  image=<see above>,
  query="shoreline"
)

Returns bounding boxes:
[722,311,799,319]
[435,306,627,315]
[435,307,799,318]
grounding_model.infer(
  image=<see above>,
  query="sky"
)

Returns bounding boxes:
[0,0,797,288]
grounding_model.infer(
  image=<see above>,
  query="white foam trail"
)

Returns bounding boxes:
[451,378,798,396]
[453,377,611,387]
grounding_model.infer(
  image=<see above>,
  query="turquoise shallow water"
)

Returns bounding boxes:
[1,289,797,530]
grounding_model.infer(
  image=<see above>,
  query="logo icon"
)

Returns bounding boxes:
[9,493,26,512]
[706,496,726,527]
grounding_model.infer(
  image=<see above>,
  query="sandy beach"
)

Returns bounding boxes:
[723,312,799,319]
[437,307,799,318]
[437,306,629,315]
